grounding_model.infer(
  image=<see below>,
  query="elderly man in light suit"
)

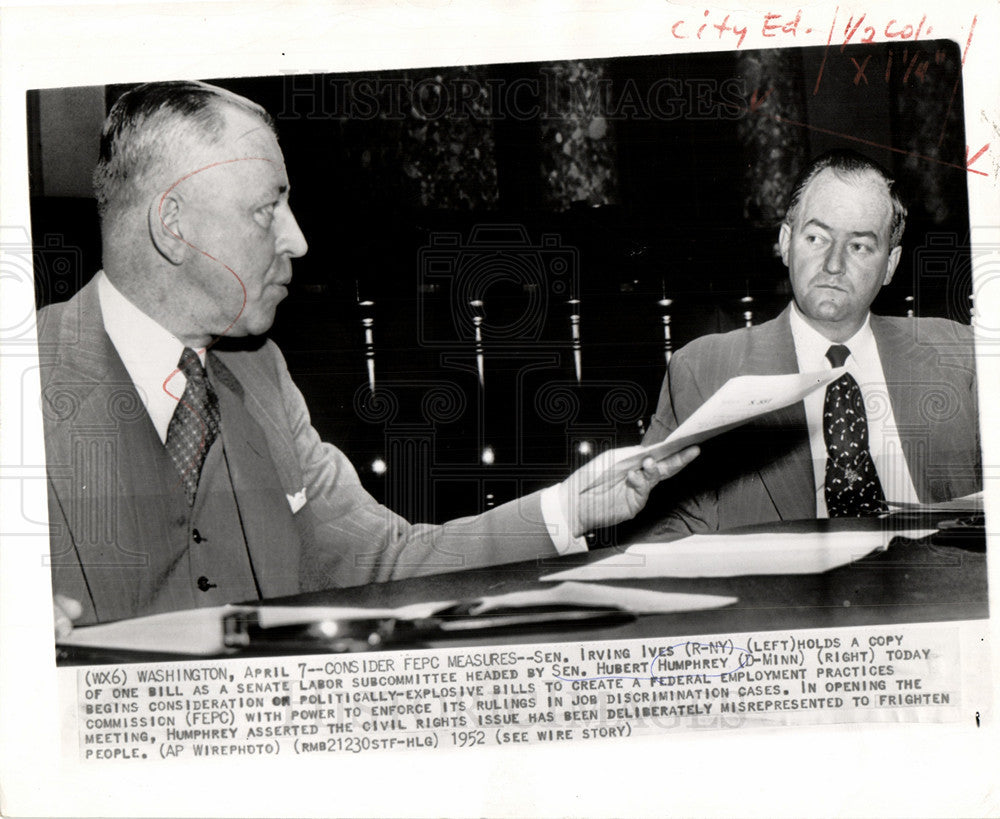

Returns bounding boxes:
[641,150,979,534]
[42,80,698,634]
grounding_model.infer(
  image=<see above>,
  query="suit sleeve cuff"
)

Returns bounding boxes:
[539,485,589,555]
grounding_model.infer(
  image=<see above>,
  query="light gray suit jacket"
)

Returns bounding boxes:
[641,305,980,533]
[38,279,557,624]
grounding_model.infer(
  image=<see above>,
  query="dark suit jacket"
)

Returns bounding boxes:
[640,305,980,533]
[38,278,557,623]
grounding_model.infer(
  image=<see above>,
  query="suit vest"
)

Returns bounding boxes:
[141,434,264,615]
[46,350,306,623]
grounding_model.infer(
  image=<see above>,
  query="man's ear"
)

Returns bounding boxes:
[778,222,791,266]
[148,193,186,265]
[883,245,902,286]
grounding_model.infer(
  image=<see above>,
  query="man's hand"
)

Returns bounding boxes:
[54,594,82,639]
[559,445,700,538]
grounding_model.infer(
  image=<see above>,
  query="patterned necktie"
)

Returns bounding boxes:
[165,348,221,505]
[823,344,885,517]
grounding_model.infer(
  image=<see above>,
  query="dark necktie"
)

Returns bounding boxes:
[165,348,221,505]
[823,344,886,517]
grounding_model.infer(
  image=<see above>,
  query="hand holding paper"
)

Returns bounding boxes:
[53,595,82,639]
[585,367,845,492]
[559,444,701,537]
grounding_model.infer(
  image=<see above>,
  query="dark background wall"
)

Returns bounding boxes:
[27,42,972,529]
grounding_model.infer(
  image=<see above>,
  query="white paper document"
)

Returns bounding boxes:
[541,529,940,582]
[57,600,451,656]
[449,581,736,616]
[587,367,844,490]
[254,583,734,624]
[58,582,736,655]
[886,491,984,515]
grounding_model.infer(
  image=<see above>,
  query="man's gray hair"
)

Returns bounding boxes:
[783,149,908,248]
[93,80,275,220]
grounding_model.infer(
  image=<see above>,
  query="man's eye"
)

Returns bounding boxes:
[254,203,277,228]
[804,234,827,245]
[849,242,873,254]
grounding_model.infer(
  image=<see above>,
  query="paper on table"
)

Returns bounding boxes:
[455,581,735,615]
[256,600,449,627]
[258,585,734,623]
[541,529,939,582]
[59,605,246,656]
[585,367,844,491]
[886,491,984,514]
[58,583,736,655]
[58,601,450,656]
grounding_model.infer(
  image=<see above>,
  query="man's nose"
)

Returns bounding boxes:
[823,241,846,275]
[275,204,309,258]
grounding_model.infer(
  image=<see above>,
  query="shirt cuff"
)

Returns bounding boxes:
[539,485,589,555]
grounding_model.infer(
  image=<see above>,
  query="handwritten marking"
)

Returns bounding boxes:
[937,15,977,148]
[901,51,921,84]
[734,97,989,178]
[670,9,748,48]
[814,5,840,96]
[748,87,773,113]
[784,109,985,177]
[762,10,804,40]
[966,143,989,171]
[840,12,867,51]
[157,157,275,479]
[851,55,871,85]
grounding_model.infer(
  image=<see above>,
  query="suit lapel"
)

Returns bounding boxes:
[742,307,817,520]
[870,316,938,500]
[208,352,302,598]
[44,280,305,611]
[42,279,189,620]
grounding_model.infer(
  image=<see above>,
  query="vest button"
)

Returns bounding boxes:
[196,576,217,592]
[192,528,204,543]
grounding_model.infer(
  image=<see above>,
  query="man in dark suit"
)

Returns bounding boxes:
[42,80,698,634]
[641,150,979,534]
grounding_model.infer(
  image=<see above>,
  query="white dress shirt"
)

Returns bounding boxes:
[97,271,586,553]
[98,271,203,444]
[788,302,920,516]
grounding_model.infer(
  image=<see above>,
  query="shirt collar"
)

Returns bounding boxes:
[97,271,205,443]
[788,300,875,368]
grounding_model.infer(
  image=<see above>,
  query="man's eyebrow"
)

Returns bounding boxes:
[802,219,832,232]
[252,183,288,207]
[802,219,879,241]
[264,183,289,200]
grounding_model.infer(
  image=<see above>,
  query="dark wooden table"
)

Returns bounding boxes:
[57,515,987,664]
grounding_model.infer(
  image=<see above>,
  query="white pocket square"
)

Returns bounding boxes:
[286,487,307,514]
